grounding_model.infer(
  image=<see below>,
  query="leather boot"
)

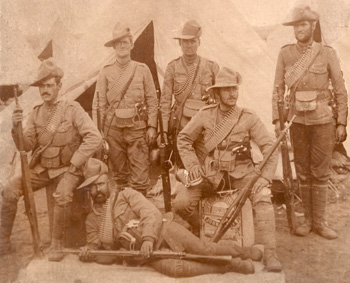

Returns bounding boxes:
[312,182,337,239]
[264,248,283,272]
[229,258,255,274]
[48,204,72,261]
[0,200,17,256]
[295,180,313,236]
[215,243,263,261]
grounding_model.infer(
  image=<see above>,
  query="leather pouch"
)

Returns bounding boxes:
[183,99,206,118]
[115,108,136,127]
[295,91,317,112]
[213,149,236,172]
[40,147,61,168]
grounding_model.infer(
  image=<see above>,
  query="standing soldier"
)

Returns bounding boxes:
[272,5,348,239]
[92,23,158,196]
[176,67,282,272]
[0,59,102,260]
[160,20,219,167]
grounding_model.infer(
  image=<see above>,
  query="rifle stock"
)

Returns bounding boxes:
[61,248,232,264]
[210,116,296,243]
[13,85,43,257]
[157,89,172,212]
[276,85,297,233]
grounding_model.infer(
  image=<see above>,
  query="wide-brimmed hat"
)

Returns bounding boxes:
[173,20,202,40]
[283,5,319,26]
[206,67,242,91]
[30,58,64,87]
[104,22,132,47]
[78,158,109,189]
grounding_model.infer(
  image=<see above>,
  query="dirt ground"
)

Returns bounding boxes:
[0,177,349,283]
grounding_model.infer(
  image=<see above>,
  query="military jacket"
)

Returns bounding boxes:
[12,100,102,178]
[93,60,158,130]
[272,42,348,126]
[177,105,278,184]
[160,56,219,132]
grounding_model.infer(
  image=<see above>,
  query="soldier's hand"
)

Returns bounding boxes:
[336,125,347,143]
[12,105,23,127]
[188,165,203,182]
[146,127,157,146]
[79,246,95,262]
[252,177,270,195]
[274,121,281,138]
[140,240,153,258]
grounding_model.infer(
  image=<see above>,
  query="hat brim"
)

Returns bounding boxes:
[206,82,241,92]
[77,174,101,189]
[283,15,319,26]
[104,32,131,47]
[173,35,199,40]
[30,74,54,87]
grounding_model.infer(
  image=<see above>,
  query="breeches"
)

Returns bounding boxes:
[106,127,150,190]
[290,122,334,182]
[1,170,81,206]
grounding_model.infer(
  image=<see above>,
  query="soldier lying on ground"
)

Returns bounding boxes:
[0,59,102,261]
[77,158,263,277]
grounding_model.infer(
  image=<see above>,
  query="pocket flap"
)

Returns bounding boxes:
[309,64,327,74]
[213,149,236,162]
[295,91,317,102]
[115,108,136,118]
[41,147,61,158]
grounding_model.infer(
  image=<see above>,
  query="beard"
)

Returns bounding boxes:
[93,193,107,204]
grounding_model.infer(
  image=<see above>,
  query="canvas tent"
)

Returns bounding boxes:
[0,0,300,187]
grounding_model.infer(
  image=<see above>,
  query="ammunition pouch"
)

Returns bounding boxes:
[295,90,317,112]
[114,108,147,128]
[213,149,237,172]
[182,99,206,118]
[40,146,61,168]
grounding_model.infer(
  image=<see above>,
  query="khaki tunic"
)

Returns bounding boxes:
[177,105,278,184]
[272,42,348,126]
[92,60,158,130]
[160,56,219,132]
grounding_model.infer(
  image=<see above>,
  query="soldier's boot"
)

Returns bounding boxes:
[48,204,72,261]
[254,202,282,272]
[295,180,313,236]
[0,200,17,256]
[214,243,263,261]
[312,182,337,240]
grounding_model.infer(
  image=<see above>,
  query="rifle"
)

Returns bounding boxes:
[13,85,43,257]
[276,85,297,233]
[210,116,296,243]
[157,89,172,212]
[95,91,109,164]
[61,248,232,265]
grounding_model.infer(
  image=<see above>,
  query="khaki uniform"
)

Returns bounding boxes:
[4,100,102,204]
[160,56,219,132]
[272,41,348,235]
[93,60,158,191]
[176,104,278,250]
[85,188,259,277]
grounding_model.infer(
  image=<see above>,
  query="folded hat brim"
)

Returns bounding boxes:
[283,16,319,26]
[173,35,198,40]
[206,82,240,92]
[77,174,101,190]
[104,32,131,47]
[30,74,54,87]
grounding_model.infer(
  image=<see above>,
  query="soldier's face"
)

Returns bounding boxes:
[180,38,200,56]
[90,174,110,204]
[113,37,133,58]
[219,87,239,107]
[293,21,314,43]
[38,77,61,105]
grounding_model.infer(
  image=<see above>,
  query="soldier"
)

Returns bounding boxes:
[0,59,103,260]
[272,5,348,239]
[176,67,282,272]
[160,20,219,167]
[92,22,158,196]
[78,158,264,277]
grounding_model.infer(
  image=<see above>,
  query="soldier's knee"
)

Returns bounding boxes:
[251,187,272,205]
[1,179,21,203]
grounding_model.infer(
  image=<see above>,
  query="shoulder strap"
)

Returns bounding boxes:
[284,43,322,88]
[204,106,243,153]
